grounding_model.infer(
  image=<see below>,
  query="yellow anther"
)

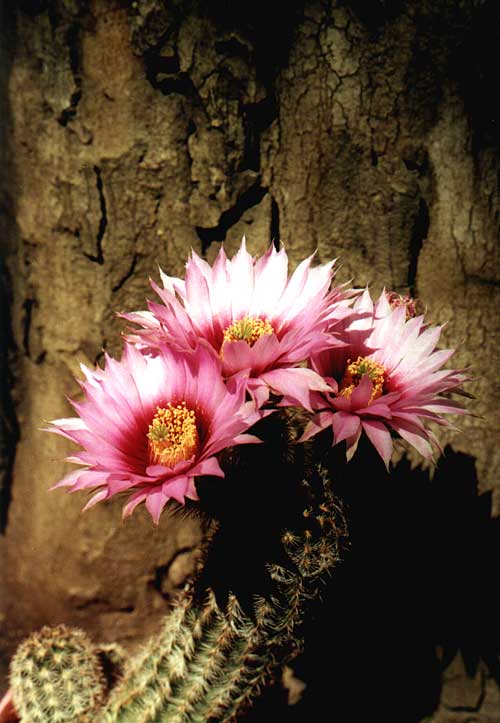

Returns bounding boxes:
[147,402,199,467]
[222,316,274,348]
[339,356,386,402]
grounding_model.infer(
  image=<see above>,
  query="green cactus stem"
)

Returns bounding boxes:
[99,465,345,723]
[9,624,110,723]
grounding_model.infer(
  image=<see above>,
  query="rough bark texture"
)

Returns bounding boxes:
[1,1,499,721]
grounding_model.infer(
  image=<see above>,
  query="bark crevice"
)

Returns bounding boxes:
[196,181,268,252]
[84,165,106,265]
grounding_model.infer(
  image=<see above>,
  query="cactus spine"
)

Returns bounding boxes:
[9,624,108,723]
[99,466,344,723]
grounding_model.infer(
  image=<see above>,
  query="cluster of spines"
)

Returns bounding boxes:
[10,624,109,723]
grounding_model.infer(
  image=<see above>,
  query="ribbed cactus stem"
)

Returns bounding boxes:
[98,466,344,723]
[99,597,193,723]
[9,624,108,723]
[159,597,254,723]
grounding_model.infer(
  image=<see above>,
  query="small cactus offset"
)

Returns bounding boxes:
[98,465,345,723]
[9,624,108,723]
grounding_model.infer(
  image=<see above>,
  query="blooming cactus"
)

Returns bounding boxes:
[301,289,468,466]
[123,239,354,408]
[47,242,470,520]
[47,343,266,523]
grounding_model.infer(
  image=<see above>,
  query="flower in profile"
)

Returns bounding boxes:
[46,344,265,524]
[301,289,468,466]
[379,289,420,320]
[123,239,354,409]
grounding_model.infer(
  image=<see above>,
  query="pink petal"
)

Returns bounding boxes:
[390,419,434,459]
[349,374,374,408]
[273,254,314,326]
[51,469,110,492]
[107,478,135,497]
[355,402,392,419]
[145,488,170,525]
[191,456,225,478]
[81,488,108,512]
[247,333,281,372]
[145,459,194,478]
[345,426,363,461]
[221,339,256,376]
[230,238,255,317]
[246,378,270,408]
[375,289,392,317]
[353,287,374,316]
[122,489,149,519]
[417,399,468,415]
[362,420,393,469]
[50,468,87,490]
[163,476,191,504]
[331,395,352,412]
[232,433,264,445]
[296,411,335,443]
[260,367,332,412]
[252,245,288,315]
[332,412,361,445]
[185,252,214,328]
[186,478,200,501]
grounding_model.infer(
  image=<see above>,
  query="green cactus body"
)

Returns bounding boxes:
[10,624,107,723]
[98,466,344,723]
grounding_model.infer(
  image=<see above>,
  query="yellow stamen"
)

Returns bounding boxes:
[222,316,274,348]
[339,356,386,402]
[147,402,199,467]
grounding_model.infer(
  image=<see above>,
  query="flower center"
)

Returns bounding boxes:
[147,402,199,467]
[222,316,274,348]
[339,356,386,402]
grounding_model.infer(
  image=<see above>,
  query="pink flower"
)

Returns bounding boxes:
[301,290,468,467]
[123,239,353,410]
[382,290,420,319]
[46,344,266,524]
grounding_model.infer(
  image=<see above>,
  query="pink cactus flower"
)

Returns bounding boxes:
[46,344,266,524]
[381,289,420,320]
[123,239,353,409]
[300,289,468,466]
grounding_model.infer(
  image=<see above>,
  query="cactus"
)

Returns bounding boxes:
[98,464,345,723]
[10,413,346,722]
[9,624,108,723]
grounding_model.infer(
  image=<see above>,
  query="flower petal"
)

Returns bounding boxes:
[145,488,170,525]
[349,374,374,409]
[260,367,332,411]
[296,411,335,443]
[81,488,108,512]
[362,419,393,469]
[332,412,361,445]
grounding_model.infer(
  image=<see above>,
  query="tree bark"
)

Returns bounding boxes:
[1,1,499,720]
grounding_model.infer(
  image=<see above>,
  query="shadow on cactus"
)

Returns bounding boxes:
[8,241,470,722]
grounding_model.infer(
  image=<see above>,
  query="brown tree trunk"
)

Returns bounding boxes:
[1,1,499,720]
